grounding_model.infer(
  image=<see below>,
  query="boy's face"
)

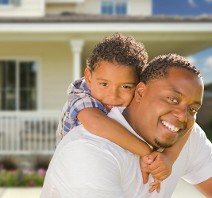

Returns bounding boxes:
[128,67,204,149]
[84,61,138,111]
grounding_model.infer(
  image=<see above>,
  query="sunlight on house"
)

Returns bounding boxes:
[0,0,211,197]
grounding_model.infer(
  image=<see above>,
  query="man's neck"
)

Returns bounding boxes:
[122,108,163,152]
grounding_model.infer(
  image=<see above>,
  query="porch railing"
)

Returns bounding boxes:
[0,111,60,156]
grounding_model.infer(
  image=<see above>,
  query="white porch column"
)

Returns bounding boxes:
[70,39,84,81]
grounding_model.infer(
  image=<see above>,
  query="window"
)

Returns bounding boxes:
[0,0,21,6]
[115,2,127,15]
[101,1,127,15]
[0,0,10,5]
[0,60,37,111]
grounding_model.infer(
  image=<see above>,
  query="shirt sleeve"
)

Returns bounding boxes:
[67,93,107,120]
[182,123,212,184]
[63,79,107,133]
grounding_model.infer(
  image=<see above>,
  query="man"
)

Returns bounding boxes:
[41,53,212,198]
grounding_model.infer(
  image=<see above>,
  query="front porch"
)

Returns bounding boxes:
[0,111,59,156]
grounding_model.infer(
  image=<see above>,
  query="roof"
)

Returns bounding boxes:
[0,13,212,23]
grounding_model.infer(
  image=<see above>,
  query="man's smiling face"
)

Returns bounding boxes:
[129,67,204,149]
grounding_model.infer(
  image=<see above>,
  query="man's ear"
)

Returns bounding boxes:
[84,67,92,89]
[135,82,146,102]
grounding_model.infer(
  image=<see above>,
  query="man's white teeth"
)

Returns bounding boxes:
[161,121,180,133]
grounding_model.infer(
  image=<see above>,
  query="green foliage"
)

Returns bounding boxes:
[203,119,212,142]
[0,157,47,187]
[0,170,45,187]
[0,158,17,170]
[205,128,212,142]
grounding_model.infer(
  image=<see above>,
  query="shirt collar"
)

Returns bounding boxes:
[108,107,163,152]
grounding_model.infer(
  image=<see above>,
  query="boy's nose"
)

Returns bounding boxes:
[107,87,120,99]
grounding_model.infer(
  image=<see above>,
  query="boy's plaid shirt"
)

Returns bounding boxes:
[56,77,107,142]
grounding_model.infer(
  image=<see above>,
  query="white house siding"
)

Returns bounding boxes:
[128,0,152,16]
[41,42,74,110]
[74,0,151,16]
[45,0,152,16]
[75,0,99,14]
[46,0,84,3]
[0,41,72,110]
[46,4,77,15]
[0,0,45,17]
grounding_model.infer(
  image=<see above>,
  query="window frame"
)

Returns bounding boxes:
[101,0,128,16]
[0,58,40,111]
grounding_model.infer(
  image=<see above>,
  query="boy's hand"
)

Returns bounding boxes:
[140,151,173,193]
[147,151,172,181]
[140,155,161,192]
[140,155,154,184]
[149,179,161,193]
[140,155,160,193]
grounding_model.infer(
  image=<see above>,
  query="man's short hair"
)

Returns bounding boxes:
[140,53,201,84]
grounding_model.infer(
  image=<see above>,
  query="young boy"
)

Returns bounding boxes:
[56,33,188,192]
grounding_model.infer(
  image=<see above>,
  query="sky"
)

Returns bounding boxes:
[187,48,212,85]
[153,0,212,16]
[153,0,212,85]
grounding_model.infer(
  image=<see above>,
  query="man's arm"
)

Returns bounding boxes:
[194,177,212,197]
[181,124,212,197]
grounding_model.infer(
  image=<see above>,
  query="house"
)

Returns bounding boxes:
[0,0,212,156]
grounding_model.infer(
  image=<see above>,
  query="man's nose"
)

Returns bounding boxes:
[173,106,188,123]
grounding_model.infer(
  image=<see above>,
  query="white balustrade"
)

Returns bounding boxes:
[0,111,59,156]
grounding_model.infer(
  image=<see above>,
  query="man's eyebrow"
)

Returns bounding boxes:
[170,87,202,106]
[170,88,182,96]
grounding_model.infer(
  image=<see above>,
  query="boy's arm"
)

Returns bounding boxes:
[78,107,152,157]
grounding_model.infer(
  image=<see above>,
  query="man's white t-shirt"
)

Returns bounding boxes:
[41,107,212,198]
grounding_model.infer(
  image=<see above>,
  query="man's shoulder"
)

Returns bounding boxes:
[60,125,128,155]
[186,123,211,149]
[191,123,207,140]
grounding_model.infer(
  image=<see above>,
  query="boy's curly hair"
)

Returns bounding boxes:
[87,33,148,78]
[140,53,201,83]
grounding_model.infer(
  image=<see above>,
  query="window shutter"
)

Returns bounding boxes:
[11,0,21,6]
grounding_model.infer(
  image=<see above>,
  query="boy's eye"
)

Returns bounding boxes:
[99,82,108,87]
[122,85,133,89]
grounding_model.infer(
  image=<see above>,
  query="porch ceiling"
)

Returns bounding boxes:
[0,22,211,60]
[82,31,212,61]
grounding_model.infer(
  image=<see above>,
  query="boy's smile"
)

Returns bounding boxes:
[84,60,139,110]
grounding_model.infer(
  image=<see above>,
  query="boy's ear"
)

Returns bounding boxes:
[84,67,92,89]
[135,82,146,102]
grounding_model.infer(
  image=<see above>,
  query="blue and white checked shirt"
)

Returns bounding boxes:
[56,77,108,143]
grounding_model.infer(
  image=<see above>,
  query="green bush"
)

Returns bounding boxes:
[0,169,45,187]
